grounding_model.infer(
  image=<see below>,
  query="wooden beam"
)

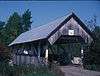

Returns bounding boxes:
[37,41,41,64]
[45,48,48,63]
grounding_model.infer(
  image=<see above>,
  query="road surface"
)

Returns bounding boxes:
[59,66,100,76]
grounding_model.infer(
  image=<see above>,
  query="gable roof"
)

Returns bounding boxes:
[9,12,93,46]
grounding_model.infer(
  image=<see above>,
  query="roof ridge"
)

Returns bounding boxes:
[21,12,72,34]
[9,12,73,46]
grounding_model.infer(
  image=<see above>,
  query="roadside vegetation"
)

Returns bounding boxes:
[83,16,100,71]
[0,9,65,76]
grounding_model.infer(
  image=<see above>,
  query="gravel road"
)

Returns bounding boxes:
[59,66,100,76]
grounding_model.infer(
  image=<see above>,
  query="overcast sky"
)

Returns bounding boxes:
[0,1,100,29]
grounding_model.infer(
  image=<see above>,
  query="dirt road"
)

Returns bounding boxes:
[59,66,100,76]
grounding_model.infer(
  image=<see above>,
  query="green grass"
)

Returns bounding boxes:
[24,71,57,76]
[13,64,59,76]
[0,62,63,76]
[84,64,100,71]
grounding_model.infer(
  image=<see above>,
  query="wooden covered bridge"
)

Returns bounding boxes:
[9,12,94,65]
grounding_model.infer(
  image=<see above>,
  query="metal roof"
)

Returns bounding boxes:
[9,12,94,46]
[9,13,72,46]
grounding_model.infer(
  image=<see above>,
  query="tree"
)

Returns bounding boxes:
[85,15,97,31]
[4,12,22,45]
[0,21,5,43]
[89,26,100,64]
[0,11,33,75]
[84,15,97,64]
[0,43,12,76]
[0,21,5,28]
[0,43,10,62]
[0,9,32,45]
[84,16,100,70]
[22,9,32,32]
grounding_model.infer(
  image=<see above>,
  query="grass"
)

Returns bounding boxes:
[0,62,63,76]
[14,64,62,76]
[17,64,57,76]
[0,60,65,76]
[24,71,57,76]
[84,64,100,71]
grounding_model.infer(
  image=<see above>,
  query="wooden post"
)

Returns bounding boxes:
[81,44,84,68]
[43,42,49,64]
[19,55,21,65]
[15,54,17,64]
[37,41,41,65]
[45,48,49,63]
[38,42,41,58]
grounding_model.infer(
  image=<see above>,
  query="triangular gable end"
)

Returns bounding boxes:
[48,13,93,45]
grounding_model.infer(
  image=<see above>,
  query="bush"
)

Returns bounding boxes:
[0,44,12,76]
[0,60,64,76]
[84,64,100,71]
[14,64,57,76]
[0,44,11,62]
[0,62,13,76]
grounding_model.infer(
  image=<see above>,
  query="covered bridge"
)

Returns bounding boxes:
[9,12,94,65]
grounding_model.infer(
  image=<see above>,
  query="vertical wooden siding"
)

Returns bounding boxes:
[48,18,93,45]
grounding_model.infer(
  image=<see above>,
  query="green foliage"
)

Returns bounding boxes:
[0,61,13,76]
[48,43,81,65]
[0,10,33,75]
[83,26,100,71]
[89,26,100,64]
[0,9,32,45]
[0,21,5,28]
[85,15,96,31]
[84,16,100,71]
[58,52,70,65]
[4,12,22,45]
[92,26,100,40]
[84,64,99,71]
[0,64,58,76]
[0,44,11,76]
[22,9,32,32]
[0,21,5,43]
[0,44,10,62]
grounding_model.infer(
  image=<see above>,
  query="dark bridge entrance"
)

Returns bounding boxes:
[48,35,84,65]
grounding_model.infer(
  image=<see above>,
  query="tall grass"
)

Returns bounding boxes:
[0,62,64,76]
[84,64,100,71]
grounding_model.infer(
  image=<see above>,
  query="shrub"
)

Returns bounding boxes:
[84,64,100,71]
[12,64,60,76]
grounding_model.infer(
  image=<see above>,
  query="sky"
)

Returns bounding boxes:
[0,1,100,29]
